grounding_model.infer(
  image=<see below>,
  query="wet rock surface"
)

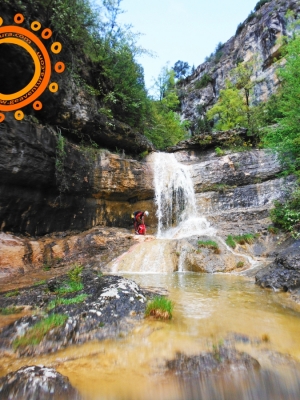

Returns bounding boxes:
[0,365,80,400]
[0,115,155,236]
[256,240,300,292]
[166,346,260,376]
[175,236,252,273]
[0,272,149,356]
[0,227,142,280]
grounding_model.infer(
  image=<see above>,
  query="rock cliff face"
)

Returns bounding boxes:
[0,114,155,236]
[180,0,300,127]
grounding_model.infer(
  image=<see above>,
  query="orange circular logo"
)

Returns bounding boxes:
[0,14,65,121]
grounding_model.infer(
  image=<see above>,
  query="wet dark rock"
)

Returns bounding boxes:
[0,273,149,356]
[256,240,300,292]
[166,346,260,376]
[0,365,80,400]
[0,115,154,236]
[166,129,248,152]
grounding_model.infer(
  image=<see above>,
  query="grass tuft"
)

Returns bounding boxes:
[236,261,245,268]
[233,233,259,245]
[47,294,87,310]
[267,225,279,234]
[13,314,67,349]
[0,306,23,315]
[226,235,236,249]
[68,264,83,283]
[4,290,19,298]
[34,280,47,286]
[56,281,83,295]
[145,296,173,320]
[198,240,220,254]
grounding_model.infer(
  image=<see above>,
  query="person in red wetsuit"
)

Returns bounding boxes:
[132,210,149,234]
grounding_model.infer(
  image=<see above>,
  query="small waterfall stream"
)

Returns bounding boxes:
[153,152,215,239]
[109,152,255,274]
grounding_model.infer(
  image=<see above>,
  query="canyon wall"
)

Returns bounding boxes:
[180,0,300,127]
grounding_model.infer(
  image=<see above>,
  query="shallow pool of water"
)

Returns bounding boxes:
[2,272,300,399]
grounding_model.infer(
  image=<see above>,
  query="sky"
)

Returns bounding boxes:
[117,0,259,93]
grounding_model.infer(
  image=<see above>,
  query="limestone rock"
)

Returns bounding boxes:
[0,274,148,356]
[166,347,260,376]
[256,240,300,291]
[0,365,80,400]
[180,0,300,128]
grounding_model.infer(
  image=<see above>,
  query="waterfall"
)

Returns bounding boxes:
[152,152,215,239]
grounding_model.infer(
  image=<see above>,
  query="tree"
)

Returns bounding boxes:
[263,31,300,173]
[172,60,191,79]
[262,24,300,237]
[206,81,247,130]
[207,59,263,141]
[144,66,189,149]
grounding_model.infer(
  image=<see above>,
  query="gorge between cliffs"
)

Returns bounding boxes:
[1,132,300,399]
[1,0,300,398]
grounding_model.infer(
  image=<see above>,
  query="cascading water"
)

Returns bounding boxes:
[108,152,252,274]
[153,152,215,239]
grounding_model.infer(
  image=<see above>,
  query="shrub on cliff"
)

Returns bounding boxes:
[270,188,300,238]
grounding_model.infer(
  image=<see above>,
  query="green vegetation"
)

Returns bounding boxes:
[235,0,271,37]
[68,264,84,283]
[198,240,220,254]
[215,147,225,157]
[144,66,189,149]
[43,264,51,271]
[205,42,224,63]
[236,261,245,268]
[145,296,173,320]
[172,60,191,79]
[0,306,23,315]
[233,233,259,245]
[2,0,189,150]
[13,314,67,349]
[207,60,263,144]
[226,233,259,248]
[56,281,83,295]
[262,18,300,237]
[53,264,84,295]
[226,235,236,249]
[254,0,271,11]
[267,225,280,235]
[47,294,87,311]
[34,280,47,286]
[5,290,20,298]
[270,188,300,238]
[195,73,213,90]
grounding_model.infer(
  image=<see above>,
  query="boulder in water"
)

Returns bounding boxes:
[0,365,80,399]
[255,240,300,292]
[166,346,260,376]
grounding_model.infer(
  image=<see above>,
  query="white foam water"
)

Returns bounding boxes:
[152,152,215,239]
